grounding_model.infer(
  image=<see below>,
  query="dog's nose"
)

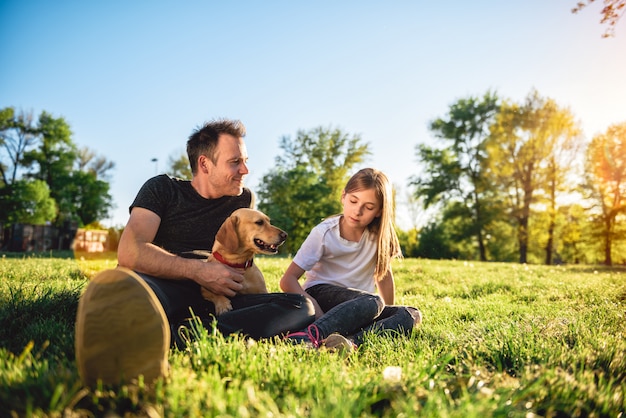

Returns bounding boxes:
[279,230,287,241]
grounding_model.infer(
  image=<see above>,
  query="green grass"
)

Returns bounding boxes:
[0,254,624,417]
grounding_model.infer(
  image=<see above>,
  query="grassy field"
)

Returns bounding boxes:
[0,253,624,417]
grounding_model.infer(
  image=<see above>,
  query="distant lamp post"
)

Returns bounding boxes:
[151,158,158,175]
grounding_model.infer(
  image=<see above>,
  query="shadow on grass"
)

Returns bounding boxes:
[0,284,81,361]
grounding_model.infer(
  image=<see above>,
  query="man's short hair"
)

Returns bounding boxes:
[187,118,246,174]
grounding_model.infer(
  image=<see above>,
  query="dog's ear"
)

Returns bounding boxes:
[215,215,240,252]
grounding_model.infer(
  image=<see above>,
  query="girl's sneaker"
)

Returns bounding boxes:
[286,325,356,353]
[75,267,170,386]
[322,333,357,353]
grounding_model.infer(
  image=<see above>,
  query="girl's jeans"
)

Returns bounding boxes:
[305,283,421,345]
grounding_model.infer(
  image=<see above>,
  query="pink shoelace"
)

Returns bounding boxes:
[285,324,323,347]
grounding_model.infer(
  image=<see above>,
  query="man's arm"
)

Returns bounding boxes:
[117,207,243,297]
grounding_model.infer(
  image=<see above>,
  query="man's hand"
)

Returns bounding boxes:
[195,262,244,297]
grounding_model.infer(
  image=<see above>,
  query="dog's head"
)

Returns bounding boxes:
[214,208,287,258]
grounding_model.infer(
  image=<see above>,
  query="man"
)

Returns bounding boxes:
[75,119,315,386]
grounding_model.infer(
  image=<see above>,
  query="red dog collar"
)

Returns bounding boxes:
[212,251,254,269]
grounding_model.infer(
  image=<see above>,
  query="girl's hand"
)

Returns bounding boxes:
[307,295,325,319]
[280,261,325,316]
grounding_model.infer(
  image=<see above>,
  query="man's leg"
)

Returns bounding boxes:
[75,268,170,386]
[137,273,211,343]
[214,293,315,340]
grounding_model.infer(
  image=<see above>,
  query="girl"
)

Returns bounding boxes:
[281,168,421,350]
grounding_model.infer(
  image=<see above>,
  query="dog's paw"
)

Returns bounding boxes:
[214,299,233,316]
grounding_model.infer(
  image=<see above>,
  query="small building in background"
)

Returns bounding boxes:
[0,222,117,253]
[73,228,111,253]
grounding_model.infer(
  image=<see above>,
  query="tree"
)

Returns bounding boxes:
[275,126,370,200]
[21,112,77,224]
[583,122,626,265]
[258,166,337,254]
[76,147,115,180]
[0,108,37,187]
[167,153,192,179]
[557,204,592,264]
[412,91,501,261]
[25,112,115,226]
[63,170,113,226]
[257,126,370,254]
[68,147,115,225]
[535,102,581,265]
[487,90,579,264]
[397,226,419,258]
[572,0,625,37]
[415,219,460,260]
[0,179,56,225]
[0,178,57,249]
[0,107,115,227]
[23,111,76,187]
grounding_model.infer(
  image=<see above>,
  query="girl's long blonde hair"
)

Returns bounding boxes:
[343,168,402,281]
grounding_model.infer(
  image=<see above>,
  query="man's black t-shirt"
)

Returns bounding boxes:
[129,174,253,255]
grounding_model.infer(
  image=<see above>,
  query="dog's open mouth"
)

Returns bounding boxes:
[254,238,283,253]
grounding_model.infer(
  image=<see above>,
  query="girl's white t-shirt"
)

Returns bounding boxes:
[293,216,377,293]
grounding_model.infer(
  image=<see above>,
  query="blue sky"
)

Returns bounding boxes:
[1,1,625,229]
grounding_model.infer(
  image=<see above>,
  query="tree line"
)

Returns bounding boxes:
[2,89,624,265]
[410,89,626,266]
[0,107,115,248]
[253,89,625,266]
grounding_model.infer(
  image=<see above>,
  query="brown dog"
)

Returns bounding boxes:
[199,208,287,315]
